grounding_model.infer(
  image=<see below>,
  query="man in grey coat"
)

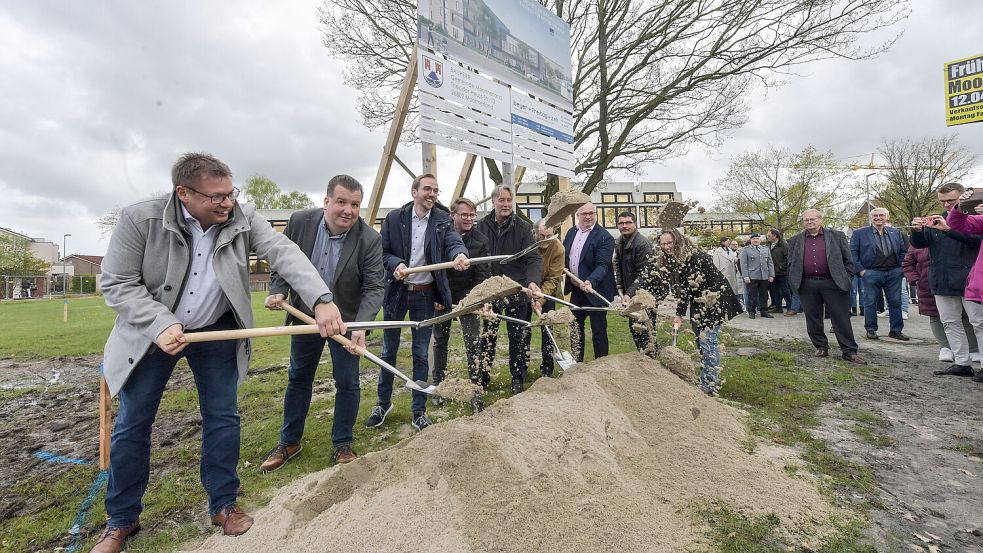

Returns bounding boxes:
[738,232,775,319]
[788,209,864,364]
[259,175,385,472]
[95,153,345,552]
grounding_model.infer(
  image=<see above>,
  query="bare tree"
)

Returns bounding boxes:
[714,145,846,235]
[873,135,976,225]
[319,0,908,195]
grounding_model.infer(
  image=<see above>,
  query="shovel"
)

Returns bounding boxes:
[500,237,558,264]
[559,270,645,320]
[671,322,680,346]
[417,282,525,328]
[541,323,575,371]
[399,238,555,276]
[480,310,532,327]
[178,320,418,342]
[280,304,436,395]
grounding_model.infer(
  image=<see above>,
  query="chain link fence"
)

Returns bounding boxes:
[1,274,101,300]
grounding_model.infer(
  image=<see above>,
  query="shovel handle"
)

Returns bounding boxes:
[400,255,505,275]
[181,324,324,342]
[281,304,366,356]
[564,269,613,307]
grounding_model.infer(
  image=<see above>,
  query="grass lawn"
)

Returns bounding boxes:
[0,294,881,552]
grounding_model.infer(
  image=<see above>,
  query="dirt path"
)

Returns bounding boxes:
[728,310,983,552]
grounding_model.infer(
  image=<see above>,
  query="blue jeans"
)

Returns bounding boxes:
[694,325,722,395]
[280,334,360,449]
[790,289,802,312]
[105,315,240,527]
[379,289,435,414]
[862,267,904,333]
[851,274,865,309]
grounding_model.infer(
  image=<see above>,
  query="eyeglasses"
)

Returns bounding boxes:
[456,213,477,219]
[183,185,240,205]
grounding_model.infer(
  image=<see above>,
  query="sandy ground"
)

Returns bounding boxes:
[727,308,983,552]
[185,353,830,553]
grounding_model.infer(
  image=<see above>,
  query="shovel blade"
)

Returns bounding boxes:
[557,353,575,371]
[404,380,437,395]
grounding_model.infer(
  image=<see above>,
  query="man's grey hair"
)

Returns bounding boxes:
[491,184,513,200]
[869,207,889,221]
[171,152,232,189]
[801,209,822,220]
[326,174,363,197]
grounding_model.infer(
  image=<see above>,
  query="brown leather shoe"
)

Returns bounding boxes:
[90,521,140,553]
[259,443,302,473]
[331,444,358,465]
[784,310,798,316]
[813,348,828,357]
[841,353,867,365]
[210,503,253,536]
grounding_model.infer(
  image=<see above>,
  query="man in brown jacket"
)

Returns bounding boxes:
[533,219,565,376]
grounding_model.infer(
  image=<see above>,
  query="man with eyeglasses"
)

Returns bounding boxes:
[613,211,655,354]
[910,182,983,376]
[95,153,345,551]
[787,209,864,364]
[431,198,492,411]
[563,202,616,361]
[365,174,469,432]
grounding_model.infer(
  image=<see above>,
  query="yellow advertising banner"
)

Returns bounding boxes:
[945,53,983,126]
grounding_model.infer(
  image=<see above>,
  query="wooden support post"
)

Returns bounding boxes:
[451,153,476,202]
[366,45,418,226]
[393,154,416,180]
[99,376,111,469]
[422,143,437,176]
[513,166,526,192]
[502,162,513,188]
[557,176,573,236]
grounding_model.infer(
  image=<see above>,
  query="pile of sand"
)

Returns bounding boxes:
[658,345,696,383]
[532,307,575,326]
[433,378,481,403]
[543,191,591,228]
[188,353,830,553]
[456,276,522,308]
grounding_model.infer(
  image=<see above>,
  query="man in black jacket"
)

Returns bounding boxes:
[431,198,491,409]
[910,182,983,377]
[767,229,792,313]
[476,184,543,394]
[367,174,469,432]
[260,175,385,471]
[614,211,655,353]
[788,209,864,364]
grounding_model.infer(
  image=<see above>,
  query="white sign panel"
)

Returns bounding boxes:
[418,0,572,109]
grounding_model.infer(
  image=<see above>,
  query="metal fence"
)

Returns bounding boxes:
[0,274,101,300]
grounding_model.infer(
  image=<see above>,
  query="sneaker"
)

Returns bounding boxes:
[877,311,887,318]
[331,444,358,464]
[902,312,909,320]
[259,443,302,473]
[865,332,879,340]
[411,412,433,431]
[939,348,955,362]
[364,403,393,428]
[887,331,910,341]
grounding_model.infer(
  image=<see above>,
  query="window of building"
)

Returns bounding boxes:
[519,206,544,221]
[643,192,675,203]
[516,193,543,206]
[598,206,636,229]
[600,192,633,203]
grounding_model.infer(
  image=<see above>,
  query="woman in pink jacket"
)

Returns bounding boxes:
[945,193,983,382]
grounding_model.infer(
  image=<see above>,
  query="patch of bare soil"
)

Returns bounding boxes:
[187,353,832,553]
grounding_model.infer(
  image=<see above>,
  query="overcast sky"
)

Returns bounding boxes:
[2,1,982,258]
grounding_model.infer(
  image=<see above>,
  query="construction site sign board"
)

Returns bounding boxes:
[945,53,983,126]
[418,0,572,110]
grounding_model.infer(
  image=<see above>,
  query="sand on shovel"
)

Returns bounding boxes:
[434,378,481,403]
[658,345,696,384]
[187,353,833,553]
[655,201,691,229]
[620,289,658,315]
[456,275,523,308]
[531,307,575,326]
[543,191,591,229]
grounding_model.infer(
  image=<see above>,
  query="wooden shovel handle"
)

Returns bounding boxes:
[281,303,366,356]
[181,324,323,342]
[563,268,611,305]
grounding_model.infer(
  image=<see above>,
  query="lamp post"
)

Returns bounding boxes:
[63,233,71,322]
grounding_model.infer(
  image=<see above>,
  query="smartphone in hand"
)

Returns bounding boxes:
[959,189,983,215]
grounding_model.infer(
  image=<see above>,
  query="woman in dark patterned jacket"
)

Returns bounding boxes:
[629,229,743,395]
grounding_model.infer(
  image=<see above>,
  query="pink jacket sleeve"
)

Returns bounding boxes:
[947,207,983,235]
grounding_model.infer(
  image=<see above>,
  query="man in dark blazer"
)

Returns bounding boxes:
[260,175,385,471]
[850,207,909,340]
[367,174,469,432]
[788,209,864,364]
[563,202,616,361]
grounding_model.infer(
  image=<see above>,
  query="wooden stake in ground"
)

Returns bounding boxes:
[99,373,111,469]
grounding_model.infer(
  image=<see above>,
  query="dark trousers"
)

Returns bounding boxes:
[746,279,770,314]
[628,308,659,355]
[482,293,532,383]
[280,334,360,449]
[571,289,609,361]
[539,300,556,375]
[769,275,792,310]
[798,277,858,355]
[432,313,481,384]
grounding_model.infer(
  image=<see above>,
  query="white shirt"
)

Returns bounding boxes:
[567,224,594,280]
[174,205,230,329]
[405,208,434,285]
